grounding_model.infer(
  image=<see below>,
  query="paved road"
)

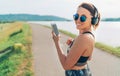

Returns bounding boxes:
[30,23,120,76]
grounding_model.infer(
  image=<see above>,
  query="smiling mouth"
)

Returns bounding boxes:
[77,24,82,26]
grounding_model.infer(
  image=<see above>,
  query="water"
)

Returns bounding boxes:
[29,21,120,47]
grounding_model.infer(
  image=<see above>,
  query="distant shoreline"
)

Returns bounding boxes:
[102,18,120,22]
[0,14,71,22]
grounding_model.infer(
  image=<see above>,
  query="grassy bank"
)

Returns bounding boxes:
[0,22,33,76]
[95,42,120,57]
[44,25,120,58]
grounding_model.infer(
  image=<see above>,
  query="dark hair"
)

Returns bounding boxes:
[78,3,97,17]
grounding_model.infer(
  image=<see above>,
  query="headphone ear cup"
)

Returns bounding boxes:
[91,17,98,25]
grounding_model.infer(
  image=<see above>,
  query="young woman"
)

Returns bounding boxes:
[52,2,100,76]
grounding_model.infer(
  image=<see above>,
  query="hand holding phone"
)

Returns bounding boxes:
[51,23,59,36]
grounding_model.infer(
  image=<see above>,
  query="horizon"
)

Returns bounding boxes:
[0,13,120,20]
[0,0,120,19]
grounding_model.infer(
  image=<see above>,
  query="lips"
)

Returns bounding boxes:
[76,24,82,26]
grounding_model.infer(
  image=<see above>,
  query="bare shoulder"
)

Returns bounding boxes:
[75,33,95,47]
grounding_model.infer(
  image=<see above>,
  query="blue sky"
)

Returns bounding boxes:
[0,0,120,19]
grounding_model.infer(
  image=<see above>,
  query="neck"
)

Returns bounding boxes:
[79,26,94,34]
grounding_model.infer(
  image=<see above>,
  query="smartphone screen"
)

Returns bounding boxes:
[51,23,59,36]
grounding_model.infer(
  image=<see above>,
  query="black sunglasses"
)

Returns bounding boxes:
[73,13,87,22]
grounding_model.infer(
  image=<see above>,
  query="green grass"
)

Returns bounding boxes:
[0,22,33,76]
[59,29,77,38]
[0,50,24,76]
[95,42,120,57]
[43,25,120,58]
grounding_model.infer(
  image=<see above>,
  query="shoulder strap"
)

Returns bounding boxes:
[82,31,95,38]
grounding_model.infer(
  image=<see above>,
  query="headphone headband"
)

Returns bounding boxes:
[92,5,98,18]
[80,4,98,18]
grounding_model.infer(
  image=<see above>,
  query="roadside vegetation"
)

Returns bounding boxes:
[0,22,33,76]
[95,42,120,57]
[44,25,120,58]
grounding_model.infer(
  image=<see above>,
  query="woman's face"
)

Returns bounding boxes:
[75,7,92,30]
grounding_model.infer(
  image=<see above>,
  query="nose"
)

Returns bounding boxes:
[75,19,80,23]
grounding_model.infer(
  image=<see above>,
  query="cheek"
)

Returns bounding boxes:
[81,20,91,28]
[86,19,91,25]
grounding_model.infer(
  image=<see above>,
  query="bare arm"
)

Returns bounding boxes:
[52,32,92,70]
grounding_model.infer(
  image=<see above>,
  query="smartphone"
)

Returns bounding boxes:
[51,23,59,36]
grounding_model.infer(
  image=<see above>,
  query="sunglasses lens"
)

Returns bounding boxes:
[80,15,86,22]
[73,13,79,20]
